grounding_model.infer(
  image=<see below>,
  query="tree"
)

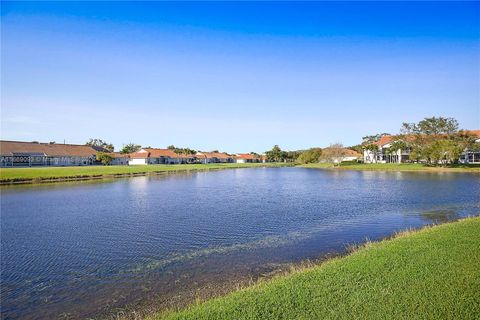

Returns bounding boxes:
[321,143,348,166]
[265,145,287,162]
[96,152,113,165]
[86,138,114,152]
[363,143,379,163]
[296,148,322,164]
[286,150,302,162]
[401,116,459,136]
[386,140,408,156]
[120,143,141,154]
[400,116,463,165]
[428,140,463,165]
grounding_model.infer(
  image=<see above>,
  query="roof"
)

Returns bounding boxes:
[343,149,361,157]
[196,152,232,159]
[463,130,480,138]
[0,140,97,157]
[109,152,129,159]
[235,153,258,160]
[129,148,196,159]
[322,147,361,158]
[374,135,393,147]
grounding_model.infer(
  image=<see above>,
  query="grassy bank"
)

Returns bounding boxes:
[157,217,480,320]
[302,162,480,172]
[0,163,292,184]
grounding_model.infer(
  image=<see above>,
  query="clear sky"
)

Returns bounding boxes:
[1,1,479,153]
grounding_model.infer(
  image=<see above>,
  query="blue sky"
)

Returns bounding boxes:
[1,2,479,153]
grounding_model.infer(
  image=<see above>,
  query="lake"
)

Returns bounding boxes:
[1,167,479,319]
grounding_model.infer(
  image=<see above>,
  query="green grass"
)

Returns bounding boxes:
[157,217,480,320]
[302,162,480,172]
[0,163,292,183]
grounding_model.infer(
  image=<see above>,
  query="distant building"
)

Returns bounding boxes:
[195,152,234,164]
[364,130,480,164]
[128,148,195,165]
[0,140,98,167]
[460,130,480,164]
[235,153,261,163]
[109,153,129,165]
[321,148,361,163]
[362,135,410,164]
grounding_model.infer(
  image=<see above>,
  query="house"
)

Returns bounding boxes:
[340,149,361,162]
[128,148,196,165]
[364,130,480,164]
[321,147,361,163]
[459,130,480,164]
[235,153,261,163]
[0,140,98,167]
[363,135,411,164]
[109,153,129,165]
[195,152,234,164]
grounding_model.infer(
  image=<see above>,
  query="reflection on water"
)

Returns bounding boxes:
[1,168,479,319]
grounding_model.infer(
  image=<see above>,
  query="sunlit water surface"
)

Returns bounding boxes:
[1,168,479,318]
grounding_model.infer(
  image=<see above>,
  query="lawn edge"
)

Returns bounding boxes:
[151,216,479,320]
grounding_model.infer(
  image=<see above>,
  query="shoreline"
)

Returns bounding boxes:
[104,216,479,320]
[0,163,293,185]
[301,162,480,173]
[153,216,480,320]
[1,162,479,185]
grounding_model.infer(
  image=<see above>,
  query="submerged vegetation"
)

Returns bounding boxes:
[156,217,480,320]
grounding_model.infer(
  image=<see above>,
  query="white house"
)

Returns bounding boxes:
[235,154,261,163]
[363,136,411,164]
[322,147,361,163]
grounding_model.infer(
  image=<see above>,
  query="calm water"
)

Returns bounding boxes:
[1,168,479,319]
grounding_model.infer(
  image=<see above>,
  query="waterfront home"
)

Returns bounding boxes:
[235,153,261,163]
[362,135,410,164]
[128,148,195,165]
[460,130,480,164]
[0,140,98,167]
[322,147,361,163]
[195,152,235,164]
[110,153,129,165]
[364,130,480,164]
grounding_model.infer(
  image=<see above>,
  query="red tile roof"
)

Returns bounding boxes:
[463,130,480,138]
[322,147,361,157]
[373,135,393,147]
[236,153,257,160]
